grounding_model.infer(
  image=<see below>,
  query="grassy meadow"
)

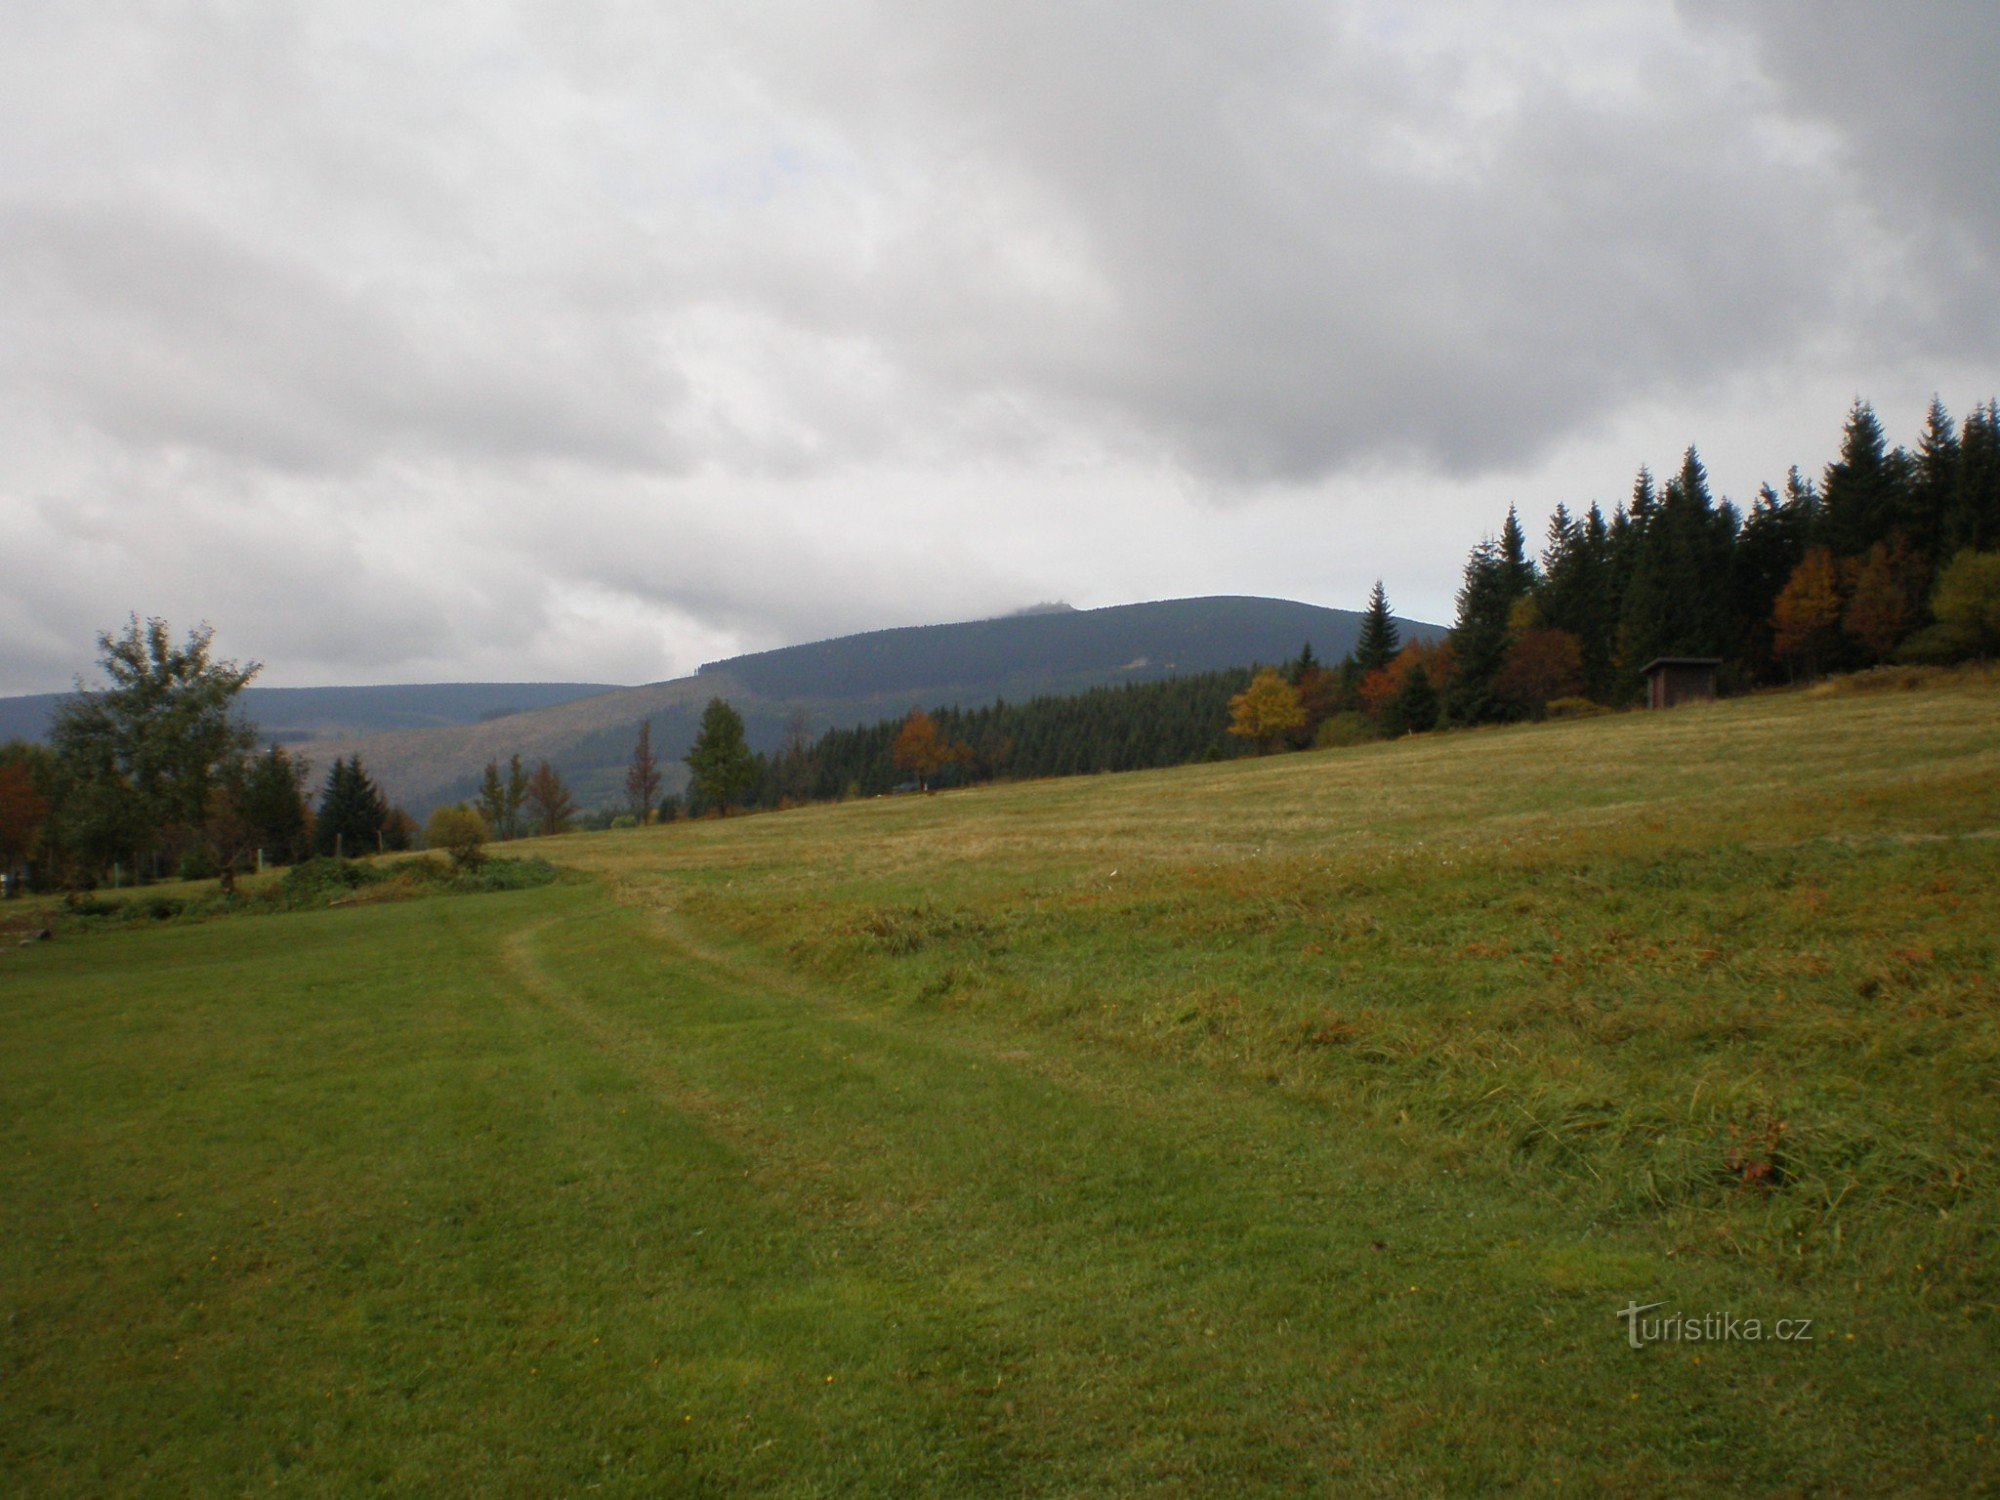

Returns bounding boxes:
[4,670,1998,1494]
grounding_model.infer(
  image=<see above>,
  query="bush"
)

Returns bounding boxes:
[425,805,489,870]
[609,813,638,830]
[178,845,220,882]
[280,857,383,901]
[452,857,561,893]
[1313,713,1377,749]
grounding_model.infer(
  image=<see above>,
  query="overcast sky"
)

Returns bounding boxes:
[3,1,1995,692]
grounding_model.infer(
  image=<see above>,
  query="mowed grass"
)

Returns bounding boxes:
[5,671,1999,1494]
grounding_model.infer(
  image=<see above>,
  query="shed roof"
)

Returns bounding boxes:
[1639,657,1722,674]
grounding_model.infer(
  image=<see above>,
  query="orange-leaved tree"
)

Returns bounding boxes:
[0,759,50,888]
[1772,547,1845,678]
[891,709,968,792]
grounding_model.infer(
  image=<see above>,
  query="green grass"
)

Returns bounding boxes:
[5,672,1999,1494]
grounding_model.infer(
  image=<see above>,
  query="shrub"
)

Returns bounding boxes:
[1313,712,1377,749]
[280,857,382,901]
[453,857,561,892]
[425,805,489,870]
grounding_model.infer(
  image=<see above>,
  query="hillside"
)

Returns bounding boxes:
[8,669,1996,1493]
[0,680,620,746]
[312,595,1440,814]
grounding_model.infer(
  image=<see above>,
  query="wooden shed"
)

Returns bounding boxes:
[1641,657,1721,709]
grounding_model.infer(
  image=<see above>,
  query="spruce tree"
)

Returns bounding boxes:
[477,761,508,838]
[315,757,386,857]
[1618,448,1736,671]
[242,745,310,865]
[686,698,759,814]
[1908,396,1960,570]
[1948,401,2000,555]
[1821,400,1905,557]
[1385,664,1438,737]
[1445,538,1520,724]
[1354,582,1400,674]
[1498,508,1537,597]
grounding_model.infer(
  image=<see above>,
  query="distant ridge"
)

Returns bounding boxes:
[0,681,621,746]
[328,595,1443,814]
[700,595,1435,705]
[2,596,1442,815]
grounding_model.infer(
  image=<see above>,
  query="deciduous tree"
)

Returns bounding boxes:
[1927,548,2000,658]
[1494,629,1585,719]
[426,805,488,869]
[1842,537,1926,661]
[891,709,968,791]
[0,756,50,891]
[1771,548,1846,678]
[1226,670,1305,754]
[49,617,260,877]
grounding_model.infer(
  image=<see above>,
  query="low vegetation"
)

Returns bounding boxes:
[4,671,1996,1493]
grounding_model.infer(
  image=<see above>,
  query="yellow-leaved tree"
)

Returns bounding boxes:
[1226,670,1306,755]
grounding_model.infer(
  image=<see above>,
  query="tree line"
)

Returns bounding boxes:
[1220,394,2000,753]
[9,392,1995,881]
[0,619,606,894]
[666,391,2000,820]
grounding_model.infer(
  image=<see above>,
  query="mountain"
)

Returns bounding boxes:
[307,596,1441,815]
[0,681,621,747]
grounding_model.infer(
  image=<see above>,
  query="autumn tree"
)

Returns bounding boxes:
[1493,628,1585,719]
[1771,548,1846,678]
[1927,548,2000,658]
[1226,670,1306,754]
[686,698,759,814]
[0,752,51,893]
[891,709,968,792]
[524,761,579,836]
[1842,536,1926,661]
[625,721,662,823]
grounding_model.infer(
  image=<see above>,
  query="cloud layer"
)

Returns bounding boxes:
[3,2,1994,691]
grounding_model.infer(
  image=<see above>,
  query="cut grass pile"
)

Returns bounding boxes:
[3,671,1997,1494]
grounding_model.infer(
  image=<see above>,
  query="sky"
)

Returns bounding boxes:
[3,1,1996,693]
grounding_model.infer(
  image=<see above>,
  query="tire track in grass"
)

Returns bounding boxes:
[493,894,1690,1496]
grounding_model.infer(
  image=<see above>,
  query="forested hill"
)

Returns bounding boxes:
[260,595,1442,815]
[0,681,621,746]
[704,596,1438,703]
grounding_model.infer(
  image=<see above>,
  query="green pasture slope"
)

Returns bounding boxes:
[4,671,1998,1495]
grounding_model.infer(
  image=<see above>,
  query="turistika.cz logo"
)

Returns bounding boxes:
[1616,1302,1814,1349]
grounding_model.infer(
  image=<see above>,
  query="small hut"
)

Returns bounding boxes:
[1641,657,1721,709]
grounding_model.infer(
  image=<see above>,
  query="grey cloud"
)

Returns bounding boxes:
[1,2,1994,693]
